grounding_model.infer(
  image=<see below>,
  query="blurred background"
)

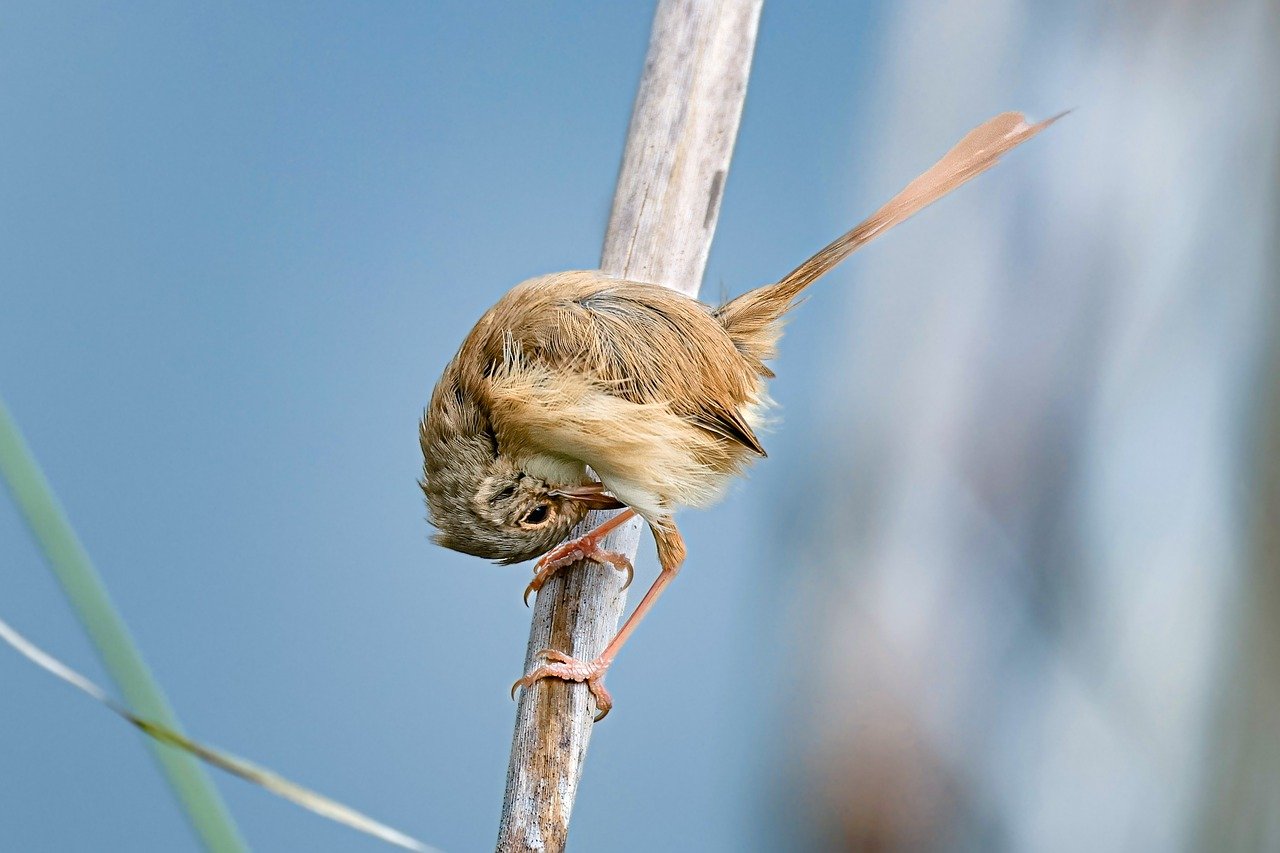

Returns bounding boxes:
[1,1,1277,851]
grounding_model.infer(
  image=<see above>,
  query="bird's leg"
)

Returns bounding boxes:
[513,522,686,721]
[523,509,638,605]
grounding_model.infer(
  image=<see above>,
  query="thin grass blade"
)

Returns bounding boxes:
[0,397,247,851]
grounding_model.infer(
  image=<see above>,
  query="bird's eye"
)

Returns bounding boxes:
[523,504,550,525]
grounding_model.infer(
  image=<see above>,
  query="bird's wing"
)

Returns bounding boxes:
[462,271,765,514]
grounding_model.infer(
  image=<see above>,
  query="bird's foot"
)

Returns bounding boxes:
[523,533,633,606]
[510,650,614,721]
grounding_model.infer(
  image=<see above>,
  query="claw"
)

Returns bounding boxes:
[606,554,634,592]
[509,649,614,721]
[523,538,633,607]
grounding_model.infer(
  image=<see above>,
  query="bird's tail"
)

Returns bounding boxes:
[714,111,1063,368]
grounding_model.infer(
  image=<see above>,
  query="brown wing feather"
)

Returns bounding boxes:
[695,399,766,456]
[461,270,767,460]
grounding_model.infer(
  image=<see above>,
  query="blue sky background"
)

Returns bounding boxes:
[0,2,1051,850]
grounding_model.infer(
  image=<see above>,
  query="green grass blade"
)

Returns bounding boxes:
[0,397,247,852]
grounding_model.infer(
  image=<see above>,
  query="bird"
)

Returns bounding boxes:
[420,111,1060,720]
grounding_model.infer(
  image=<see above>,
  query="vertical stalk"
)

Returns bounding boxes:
[496,1,763,850]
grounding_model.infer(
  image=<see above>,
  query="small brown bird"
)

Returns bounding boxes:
[420,111,1059,719]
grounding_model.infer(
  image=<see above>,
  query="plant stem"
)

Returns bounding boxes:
[0,398,247,852]
[495,1,763,850]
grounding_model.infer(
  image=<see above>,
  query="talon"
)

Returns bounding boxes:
[590,680,613,721]
[597,552,633,591]
[508,651,614,721]
[510,648,574,698]
[523,535,633,606]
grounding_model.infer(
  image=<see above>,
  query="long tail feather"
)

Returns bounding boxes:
[775,110,1063,302]
[717,110,1063,339]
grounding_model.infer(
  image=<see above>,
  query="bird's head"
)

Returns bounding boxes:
[419,383,622,564]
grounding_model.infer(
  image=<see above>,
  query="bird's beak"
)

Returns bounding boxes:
[550,484,626,510]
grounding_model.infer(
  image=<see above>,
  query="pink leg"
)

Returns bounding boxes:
[523,509,637,606]
[513,524,686,721]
